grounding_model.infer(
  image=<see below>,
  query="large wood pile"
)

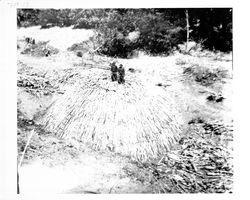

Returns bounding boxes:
[40,67,184,161]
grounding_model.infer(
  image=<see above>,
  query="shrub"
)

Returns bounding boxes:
[97,10,186,58]
[73,20,96,29]
[17,9,40,27]
[183,64,228,86]
[99,34,136,58]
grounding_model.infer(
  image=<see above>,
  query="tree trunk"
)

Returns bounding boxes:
[185,9,190,53]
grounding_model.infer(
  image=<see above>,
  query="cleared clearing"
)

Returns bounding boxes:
[17,26,233,193]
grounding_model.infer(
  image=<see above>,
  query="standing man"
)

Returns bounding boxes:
[118,64,125,84]
[110,61,118,81]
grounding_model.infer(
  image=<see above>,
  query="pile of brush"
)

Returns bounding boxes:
[135,120,233,193]
[17,74,57,96]
[40,66,184,161]
[17,61,83,96]
[183,64,228,86]
[21,41,59,57]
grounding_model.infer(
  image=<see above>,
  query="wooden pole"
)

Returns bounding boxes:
[17,129,35,194]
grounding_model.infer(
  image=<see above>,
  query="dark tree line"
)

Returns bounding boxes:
[188,8,232,52]
[17,8,232,57]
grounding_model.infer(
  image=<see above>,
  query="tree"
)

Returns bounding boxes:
[17,8,232,54]
[185,9,190,52]
[188,8,232,52]
[17,9,40,27]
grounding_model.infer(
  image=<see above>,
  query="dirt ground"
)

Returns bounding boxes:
[17,26,233,194]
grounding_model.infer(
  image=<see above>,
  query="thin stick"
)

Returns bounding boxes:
[18,129,35,168]
[17,129,35,194]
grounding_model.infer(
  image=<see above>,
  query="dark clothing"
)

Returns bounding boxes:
[118,66,125,84]
[110,63,118,81]
[111,73,118,81]
[111,64,118,72]
[25,37,31,43]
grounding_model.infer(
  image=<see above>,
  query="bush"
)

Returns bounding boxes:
[99,34,136,58]
[97,10,186,58]
[98,26,185,58]
[183,64,228,86]
[67,41,91,53]
[73,20,96,29]
[17,9,40,27]
[67,38,99,56]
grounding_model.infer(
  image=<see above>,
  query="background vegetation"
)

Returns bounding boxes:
[17,8,232,58]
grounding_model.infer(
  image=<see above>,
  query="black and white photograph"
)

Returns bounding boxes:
[15,8,233,194]
[0,2,239,196]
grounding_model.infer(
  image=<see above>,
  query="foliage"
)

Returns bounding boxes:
[188,8,232,52]
[17,8,232,56]
[17,9,40,27]
[96,9,186,57]
[72,9,108,29]
[67,41,94,53]
[39,9,73,28]
[137,18,185,55]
